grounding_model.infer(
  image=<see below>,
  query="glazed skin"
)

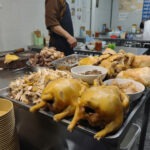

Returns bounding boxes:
[30,78,89,121]
[78,56,99,65]
[68,85,129,140]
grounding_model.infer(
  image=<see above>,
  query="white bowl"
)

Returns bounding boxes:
[71,65,108,84]
[135,34,142,38]
[86,43,95,50]
[103,78,145,102]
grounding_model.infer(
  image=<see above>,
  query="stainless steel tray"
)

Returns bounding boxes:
[0,87,149,144]
[51,54,87,70]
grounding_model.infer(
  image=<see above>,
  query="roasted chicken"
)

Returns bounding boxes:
[78,56,99,65]
[68,85,129,140]
[100,51,135,77]
[117,67,150,87]
[30,78,89,121]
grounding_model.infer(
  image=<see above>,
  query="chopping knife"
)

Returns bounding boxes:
[0,48,25,57]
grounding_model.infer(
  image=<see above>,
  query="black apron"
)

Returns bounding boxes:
[49,2,74,56]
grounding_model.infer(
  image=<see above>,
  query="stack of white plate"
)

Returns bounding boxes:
[0,98,20,150]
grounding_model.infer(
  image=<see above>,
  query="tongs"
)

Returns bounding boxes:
[0,48,24,57]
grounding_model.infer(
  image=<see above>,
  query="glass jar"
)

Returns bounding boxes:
[95,41,102,51]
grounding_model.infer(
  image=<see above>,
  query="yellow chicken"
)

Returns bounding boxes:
[78,56,99,65]
[30,78,89,121]
[68,85,129,140]
[117,67,150,87]
[4,54,20,64]
[131,55,150,68]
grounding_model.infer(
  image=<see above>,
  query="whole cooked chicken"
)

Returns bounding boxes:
[117,67,150,87]
[30,78,89,121]
[68,85,129,140]
[131,55,150,68]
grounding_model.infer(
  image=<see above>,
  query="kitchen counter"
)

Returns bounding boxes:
[76,35,150,42]
[0,67,149,150]
[0,68,147,150]
[76,36,150,49]
[74,46,149,56]
[0,46,149,150]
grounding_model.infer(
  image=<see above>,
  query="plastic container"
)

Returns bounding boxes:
[80,26,86,37]
[131,24,137,33]
[120,123,141,150]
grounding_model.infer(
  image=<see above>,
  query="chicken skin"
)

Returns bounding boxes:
[78,56,99,65]
[30,78,89,121]
[131,55,150,68]
[100,52,135,77]
[68,85,129,140]
[117,67,150,87]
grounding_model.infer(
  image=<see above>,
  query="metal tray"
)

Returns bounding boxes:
[0,87,149,144]
[51,54,87,70]
[0,50,34,70]
[0,68,33,89]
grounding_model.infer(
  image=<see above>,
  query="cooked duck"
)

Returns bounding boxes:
[67,85,129,140]
[30,78,89,121]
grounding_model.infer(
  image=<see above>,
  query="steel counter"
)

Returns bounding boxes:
[0,68,149,150]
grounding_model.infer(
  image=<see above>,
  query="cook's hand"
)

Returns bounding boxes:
[67,36,77,48]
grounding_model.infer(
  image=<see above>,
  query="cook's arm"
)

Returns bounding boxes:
[51,25,77,48]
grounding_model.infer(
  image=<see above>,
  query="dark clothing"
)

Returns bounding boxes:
[140,21,144,30]
[45,0,66,28]
[45,0,74,56]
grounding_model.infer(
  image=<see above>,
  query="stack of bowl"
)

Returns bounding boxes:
[0,98,20,150]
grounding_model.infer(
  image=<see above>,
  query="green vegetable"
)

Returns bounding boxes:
[107,43,116,50]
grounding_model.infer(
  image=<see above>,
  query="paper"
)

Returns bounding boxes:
[118,12,129,21]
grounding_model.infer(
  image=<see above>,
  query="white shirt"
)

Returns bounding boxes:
[143,20,150,40]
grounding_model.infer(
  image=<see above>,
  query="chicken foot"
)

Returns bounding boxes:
[94,116,123,140]
[54,105,76,122]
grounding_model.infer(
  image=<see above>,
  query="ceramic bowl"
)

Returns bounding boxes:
[103,78,145,102]
[71,65,108,84]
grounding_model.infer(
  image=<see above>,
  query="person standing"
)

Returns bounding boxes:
[143,19,150,40]
[45,0,77,56]
[140,20,144,33]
